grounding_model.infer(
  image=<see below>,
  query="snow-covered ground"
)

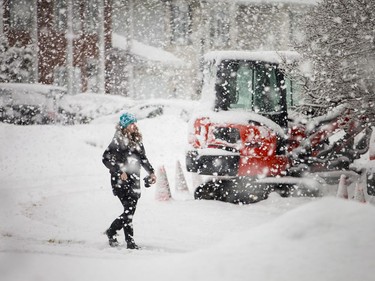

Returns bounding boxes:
[1,100,375,281]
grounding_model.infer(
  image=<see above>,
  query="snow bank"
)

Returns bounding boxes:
[59,93,134,120]
[142,197,375,281]
[59,94,197,124]
[0,83,65,94]
[7,197,372,281]
[0,83,65,108]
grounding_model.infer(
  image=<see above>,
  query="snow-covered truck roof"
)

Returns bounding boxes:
[204,50,300,65]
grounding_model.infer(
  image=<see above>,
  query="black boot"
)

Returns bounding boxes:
[106,218,123,247]
[124,225,139,249]
[106,229,119,247]
[126,238,139,250]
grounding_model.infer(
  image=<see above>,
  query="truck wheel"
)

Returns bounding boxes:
[217,178,269,204]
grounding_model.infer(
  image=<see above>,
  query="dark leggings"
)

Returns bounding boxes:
[108,193,139,243]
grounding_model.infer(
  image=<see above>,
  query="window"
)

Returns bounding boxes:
[84,0,99,33]
[237,4,279,50]
[54,0,67,31]
[288,7,307,45]
[0,3,3,32]
[54,66,81,95]
[233,65,253,110]
[171,0,192,45]
[54,0,81,33]
[285,78,302,108]
[86,59,99,93]
[216,61,283,114]
[253,64,281,113]
[210,7,230,48]
[9,0,34,31]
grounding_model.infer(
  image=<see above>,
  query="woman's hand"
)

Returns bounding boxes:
[149,173,157,184]
[120,172,128,181]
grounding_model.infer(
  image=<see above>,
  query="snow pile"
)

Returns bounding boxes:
[59,95,197,123]
[59,93,134,120]
[150,197,375,281]
[0,83,65,107]
[0,83,66,94]
[126,98,198,122]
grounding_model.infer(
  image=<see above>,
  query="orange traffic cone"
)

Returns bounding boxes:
[155,165,172,201]
[175,160,189,192]
[353,182,366,203]
[337,174,348,199]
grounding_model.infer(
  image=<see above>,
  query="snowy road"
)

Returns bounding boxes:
[1,113,375,281]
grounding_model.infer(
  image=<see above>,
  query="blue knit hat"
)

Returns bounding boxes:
[119,113,137,128]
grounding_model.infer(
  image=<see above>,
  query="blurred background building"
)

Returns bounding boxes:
[0,0,315,99]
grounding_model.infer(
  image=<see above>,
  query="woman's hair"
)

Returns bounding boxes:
[116,123,142,148]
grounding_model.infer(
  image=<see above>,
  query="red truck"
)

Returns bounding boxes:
[186,51,374,204]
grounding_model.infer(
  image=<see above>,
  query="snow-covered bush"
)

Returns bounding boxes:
[292,0,375,121]
[0,38,33,83]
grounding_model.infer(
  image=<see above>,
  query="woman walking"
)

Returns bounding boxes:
[102,113,156,249]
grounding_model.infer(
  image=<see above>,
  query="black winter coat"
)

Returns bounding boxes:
[102,132,154,198]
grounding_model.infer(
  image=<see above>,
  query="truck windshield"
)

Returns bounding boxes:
[215,60,287,126]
